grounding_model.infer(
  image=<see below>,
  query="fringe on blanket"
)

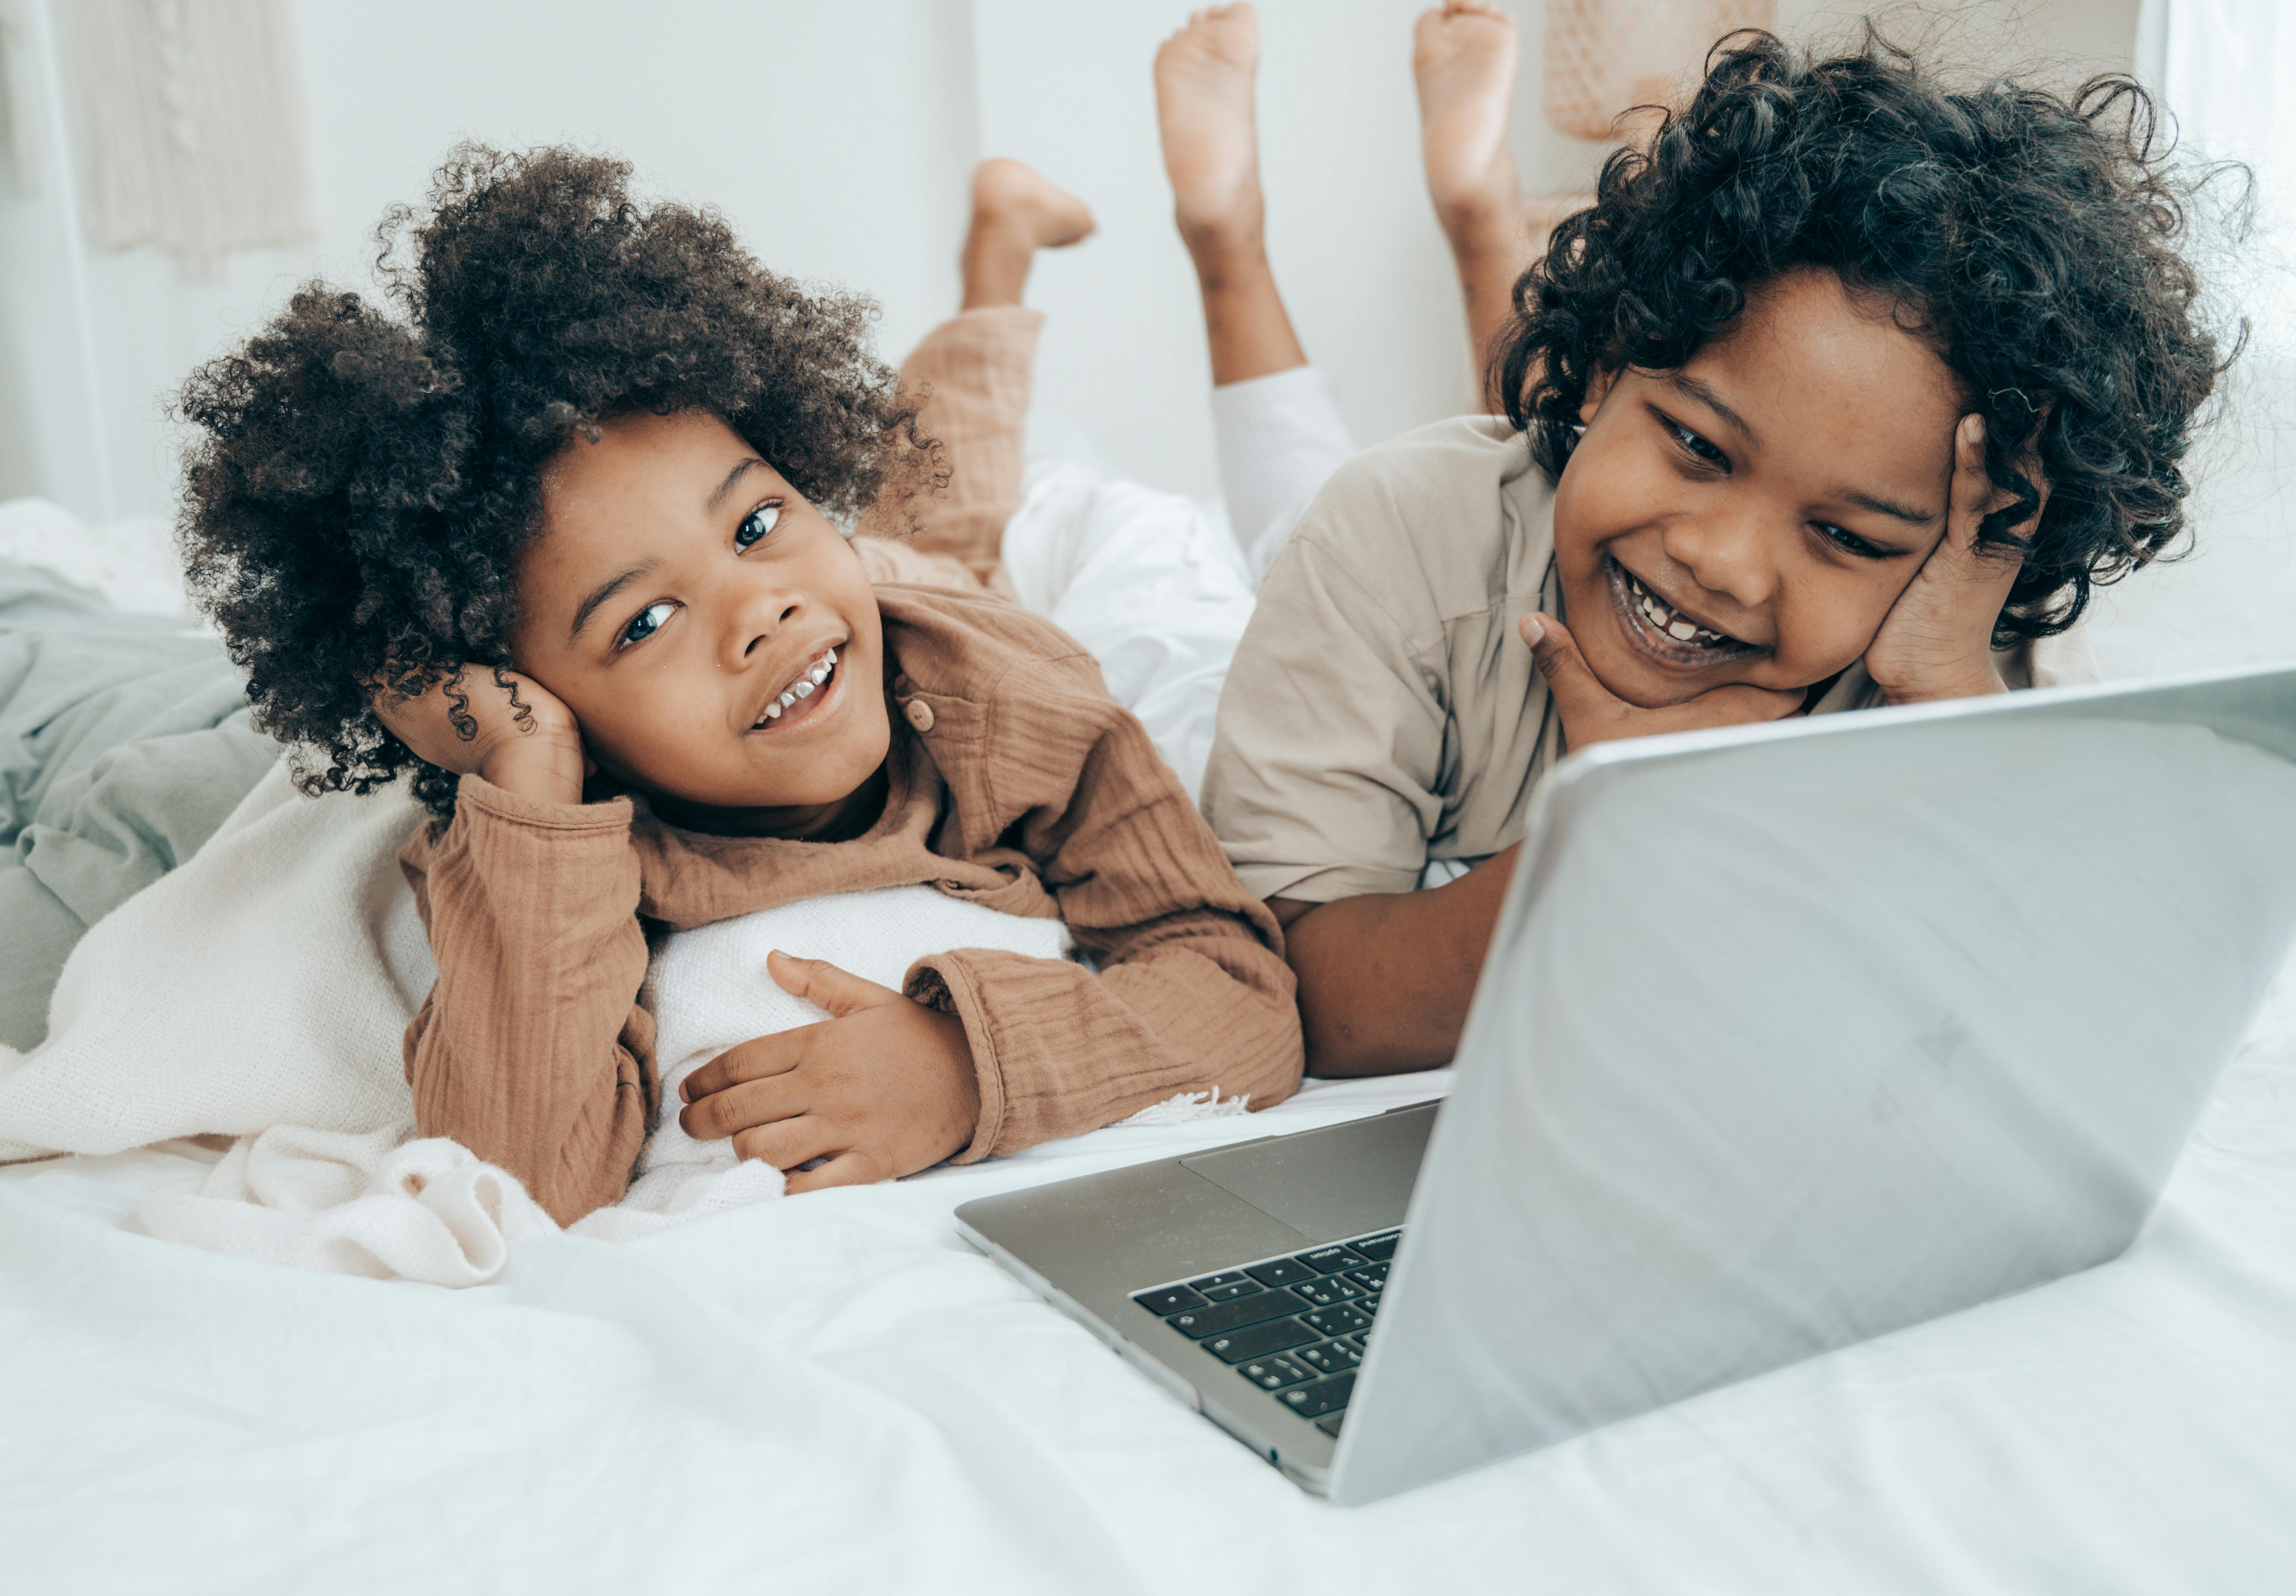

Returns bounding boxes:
[1114,1088,1251,1128]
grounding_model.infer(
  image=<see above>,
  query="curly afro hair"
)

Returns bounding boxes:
[174,143,938,814]
[1497,29,2235,646]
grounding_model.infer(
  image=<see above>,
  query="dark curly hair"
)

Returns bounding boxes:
[1497,29,2237,645]
[174,144,939,814]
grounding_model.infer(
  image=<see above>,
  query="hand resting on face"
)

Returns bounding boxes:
[369,663,589,806]
[1522,413,2045,750]
[1861,414,2043,706]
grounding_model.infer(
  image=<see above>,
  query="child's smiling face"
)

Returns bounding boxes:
[1551,267,1970,707]
[509,408,892,832]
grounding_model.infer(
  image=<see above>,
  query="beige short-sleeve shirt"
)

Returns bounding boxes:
[1202,415,2093,905]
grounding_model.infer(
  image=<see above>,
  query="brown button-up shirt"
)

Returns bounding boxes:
[398,584,1303,1225]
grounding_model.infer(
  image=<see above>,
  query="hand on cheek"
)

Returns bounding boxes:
[368,663,593,805]
[1519,612,1803,750]
[675,949,981,1193]
[1863,415,2042,706]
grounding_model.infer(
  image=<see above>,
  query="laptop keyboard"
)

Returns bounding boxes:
[1128,1228,1401,1438]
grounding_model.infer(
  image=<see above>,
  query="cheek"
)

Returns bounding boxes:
[1551,432,1663,569]
[1774,570,1905,676]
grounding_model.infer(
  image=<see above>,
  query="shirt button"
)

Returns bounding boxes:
[904,699,935,732]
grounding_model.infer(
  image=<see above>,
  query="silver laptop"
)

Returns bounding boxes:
[955,662,2296,1505]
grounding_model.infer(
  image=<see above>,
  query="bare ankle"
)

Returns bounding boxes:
[961,218,1033,309]
[958,160,1096,310]
[1180,215,1269,289]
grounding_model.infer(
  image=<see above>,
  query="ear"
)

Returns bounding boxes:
[1578,366,1620,426]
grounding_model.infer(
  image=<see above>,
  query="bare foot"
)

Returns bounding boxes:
[960,158,1096,310]
[1413,1,1523,252]
[1155,4,1265,273]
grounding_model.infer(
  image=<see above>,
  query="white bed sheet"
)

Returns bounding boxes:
[6,946,2296,1594]
[9,370,2296,1589]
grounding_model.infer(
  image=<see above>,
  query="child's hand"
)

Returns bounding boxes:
[676,950,981,1193]
[1863,415,2043,706]
[1519,612,1802,750]
[369,664,588,805]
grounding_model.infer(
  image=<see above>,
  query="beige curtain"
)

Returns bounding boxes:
[53,0,314,269]
[1544,0,1776,141]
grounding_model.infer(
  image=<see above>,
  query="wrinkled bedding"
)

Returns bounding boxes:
[5,952,2296,1592]
[8,402,2296,1589]
[0,555,273,1049]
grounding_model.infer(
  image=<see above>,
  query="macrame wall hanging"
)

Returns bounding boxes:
[51,0,314,272]
[1543,0,1777,142]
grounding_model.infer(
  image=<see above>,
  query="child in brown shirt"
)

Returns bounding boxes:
[172,148,1302,1225]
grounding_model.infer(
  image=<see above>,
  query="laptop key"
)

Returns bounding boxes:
[1344,1261,1389,1290]
[1315,1412,1346,1438]
[1132,1285,1207,1316]
[1350,1232,1401,1262]
[1287,1275,1364,1309]
[1196,1278,1264,1304]
[1295,1339,1362,1375]
[1300,1304,1372,1339]
[1168,1288,1306,1339]
[1277,1372,1356,1419]
[1294,1244,1361,1274]
[1244,1258,1315,1288]
[1203,1316,1317,1363]
[1188,1270,1252,1292]
[1237,1353,1316,1391]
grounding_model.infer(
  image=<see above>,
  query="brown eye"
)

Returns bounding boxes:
[1820,524,1888,559]
[621,600,674,645]
[735,500,783,550]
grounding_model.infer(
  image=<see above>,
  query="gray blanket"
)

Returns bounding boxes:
[0,561,277,1049]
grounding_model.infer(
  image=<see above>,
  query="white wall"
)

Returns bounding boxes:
[0,0,981,520]
[0,0,2147,522]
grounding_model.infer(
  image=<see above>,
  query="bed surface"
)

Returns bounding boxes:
[7,953,2295,1593]
[7,357,2295,1589]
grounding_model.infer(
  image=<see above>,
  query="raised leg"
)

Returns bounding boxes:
[959,157,1096,311]
[1155,4,1308,388]
[1414,1,1536,412]
[860,160,1094,589]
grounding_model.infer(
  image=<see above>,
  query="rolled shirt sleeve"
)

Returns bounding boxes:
[397,776,658,1226]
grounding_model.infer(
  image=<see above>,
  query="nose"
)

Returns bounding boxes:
[720,570,803,672]
[1659,502,1778,612]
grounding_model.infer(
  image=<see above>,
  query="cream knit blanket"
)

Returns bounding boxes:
[0,760,1233,1285]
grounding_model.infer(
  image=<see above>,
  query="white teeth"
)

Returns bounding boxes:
[755,647,840,727]
[1624,565,1732,649]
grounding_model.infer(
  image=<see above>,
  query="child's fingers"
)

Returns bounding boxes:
[783,1149,885,1195]
[680,1032,805,1104]
[765,951,902,1018]
[1517,611,1622,722]
[1941,413,2042,572]
[679,1070,805,1139]
[729,1115,840,1172]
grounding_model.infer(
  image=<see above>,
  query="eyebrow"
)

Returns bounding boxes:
[1838,488,1941,527]
[707,457,765,512]
[1666,373,1757,443]
[568,559,657,644]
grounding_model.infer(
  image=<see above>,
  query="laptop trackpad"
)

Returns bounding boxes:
[1181,1103,1439,1242]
